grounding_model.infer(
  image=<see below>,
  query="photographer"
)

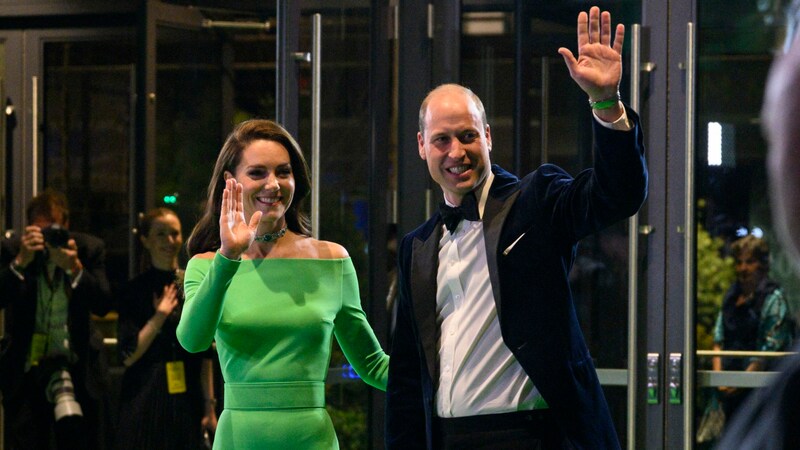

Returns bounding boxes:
[0,189,112,449]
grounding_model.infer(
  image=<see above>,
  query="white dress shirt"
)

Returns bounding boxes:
[436,171,546,418]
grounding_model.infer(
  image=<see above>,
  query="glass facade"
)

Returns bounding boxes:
[2,1,799,448]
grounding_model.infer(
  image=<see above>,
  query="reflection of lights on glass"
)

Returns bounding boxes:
[341,364,360,379]
[163,193,179,204]
[708,122,722,166]
[707,122,736,167]
[734,227,764,238]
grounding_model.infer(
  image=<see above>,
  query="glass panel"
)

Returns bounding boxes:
[694,2,800,446]
[297,9,373,450]
[1,38,7,232]
[460,2,641,446]
[43,38,135,296]
[155,13,276,264]
[155,25,223,255]
[1,43,8,435]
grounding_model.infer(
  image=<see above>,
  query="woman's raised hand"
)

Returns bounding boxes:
[219,178,262,259]
[155,283,180,316]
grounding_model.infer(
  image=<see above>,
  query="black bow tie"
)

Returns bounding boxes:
[439,192,480,233]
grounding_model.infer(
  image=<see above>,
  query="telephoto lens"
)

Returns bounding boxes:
[47,370,84,421]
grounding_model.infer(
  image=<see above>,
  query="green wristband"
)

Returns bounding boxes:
[590,99,618,110]
[588,92,620,110]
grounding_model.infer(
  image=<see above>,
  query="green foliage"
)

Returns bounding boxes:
[696,224,736,351]
[327,403,367,450]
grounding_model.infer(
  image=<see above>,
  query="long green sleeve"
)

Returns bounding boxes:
[177,252,240,353]
[333,259,389,391]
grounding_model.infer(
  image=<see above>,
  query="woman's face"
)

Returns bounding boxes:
[735,249,765,287]
[141,213,182,270]
[227,139,295,231]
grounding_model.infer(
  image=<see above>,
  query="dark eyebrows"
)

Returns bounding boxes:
[245,161,292,170]
[429,132,449,141]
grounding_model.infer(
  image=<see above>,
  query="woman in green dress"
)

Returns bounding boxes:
[176,119,389,449]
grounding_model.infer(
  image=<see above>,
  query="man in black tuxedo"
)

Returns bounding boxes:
[0,189,113,449]
[386,6,647,449]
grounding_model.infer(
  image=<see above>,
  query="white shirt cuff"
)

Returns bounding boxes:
[593,102,632,131]
[69,268,84,289]
[9,262,25,281]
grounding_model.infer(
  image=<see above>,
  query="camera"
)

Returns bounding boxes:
[46,369,83,421]
[42,224,70,248]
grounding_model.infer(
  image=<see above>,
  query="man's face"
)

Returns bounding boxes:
[417,88,492,205]
[31,211,66,230]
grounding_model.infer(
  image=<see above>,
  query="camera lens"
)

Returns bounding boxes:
[42,225,70,248]
[47,370,83,421]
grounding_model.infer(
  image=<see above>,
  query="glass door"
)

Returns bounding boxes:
[33,31,137,294]
[145,2,276,254]
[692,2,799,449]
[0,27,138,296]
[1,26,136,449]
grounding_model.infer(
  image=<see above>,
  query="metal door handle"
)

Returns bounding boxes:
[310,14,321,239]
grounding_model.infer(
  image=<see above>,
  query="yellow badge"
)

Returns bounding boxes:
[166,361,187,394]
[29,333,48,366]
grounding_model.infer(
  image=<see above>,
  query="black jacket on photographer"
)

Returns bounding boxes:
[0,229,112,446]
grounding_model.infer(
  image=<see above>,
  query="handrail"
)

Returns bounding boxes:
[682,22,697,450]
[696,350,797,358]
[626,23,642,450]
[310,13,321,239]
[32,75,39,197]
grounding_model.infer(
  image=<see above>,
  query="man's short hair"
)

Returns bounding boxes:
[26,189,70,225]
[418,84,488,135]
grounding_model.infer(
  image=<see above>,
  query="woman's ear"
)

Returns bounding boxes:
[223,171,232,180]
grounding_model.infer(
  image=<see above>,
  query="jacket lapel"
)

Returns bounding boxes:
[482,166,521,319]
[410,222,443,382]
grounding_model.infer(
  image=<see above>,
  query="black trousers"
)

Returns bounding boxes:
[434,409,566,450]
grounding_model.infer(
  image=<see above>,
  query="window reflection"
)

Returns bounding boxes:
[44,39,135,296]
[695,1,800,445]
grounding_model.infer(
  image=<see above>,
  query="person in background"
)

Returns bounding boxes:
[176,119,388,449]
[711,235,793,421]
[115,207,217,449]
[0,189,113,449]
[715,2,800,448]
[385,6,647,449]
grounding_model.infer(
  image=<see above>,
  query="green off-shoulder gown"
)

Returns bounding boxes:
[177,252,389,449]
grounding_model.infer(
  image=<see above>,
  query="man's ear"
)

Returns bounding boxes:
[417,132,426,160]
[485,124,492,152]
